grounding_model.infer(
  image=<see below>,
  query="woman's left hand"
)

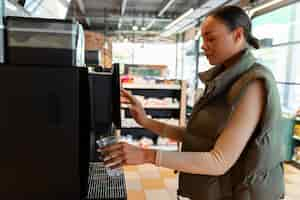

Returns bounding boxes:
[98,142,156,169]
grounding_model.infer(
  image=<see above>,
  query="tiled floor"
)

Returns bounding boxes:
[124,163,300,200]
[285,164,300,200]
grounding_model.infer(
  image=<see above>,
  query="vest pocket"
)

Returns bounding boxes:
[246,164,285,200]
[179,173,230,200]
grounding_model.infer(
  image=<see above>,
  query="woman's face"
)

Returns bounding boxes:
[201,16,244,66]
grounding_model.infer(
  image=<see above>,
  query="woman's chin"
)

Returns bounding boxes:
[207,57,222,66]
[208,59,217,65]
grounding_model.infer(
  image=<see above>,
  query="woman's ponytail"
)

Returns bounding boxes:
[247,34,260,49]
[209,6,260,49]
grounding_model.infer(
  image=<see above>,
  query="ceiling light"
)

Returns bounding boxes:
[141,27,147,31]
[118,19,122,29]
[6,1,18,11]
[161,0,232,37]
[145,19,156,30]
[161,20,197,37]
[178,21,197,34]
[132,25,138,31]
[249,0,284,17]
[164,8,194,30]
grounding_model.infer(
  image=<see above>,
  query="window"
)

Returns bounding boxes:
[113,42,177,78]
[252,1,300,112]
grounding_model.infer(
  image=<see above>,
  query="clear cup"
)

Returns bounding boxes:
[96,135,122,177]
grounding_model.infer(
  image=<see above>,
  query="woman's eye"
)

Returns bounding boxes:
[208,38,215,42]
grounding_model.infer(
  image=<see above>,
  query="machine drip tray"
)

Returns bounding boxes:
[87,162,127,200]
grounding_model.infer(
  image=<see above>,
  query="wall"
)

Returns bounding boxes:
[85,31,112,68]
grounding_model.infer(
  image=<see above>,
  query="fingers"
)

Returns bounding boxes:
[103,149,124,161]
[99,142,144,168]
[109,162,125,170]
[99,142,124,154]
[120,88,130,96]
[103,152,125,168]
[120,96,130,104]
[98,142,125,167]
[120,88,138,103]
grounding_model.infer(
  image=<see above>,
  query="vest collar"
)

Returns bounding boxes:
[199,49,256,85]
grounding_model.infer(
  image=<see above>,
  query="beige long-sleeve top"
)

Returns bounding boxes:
[155,80,265,176]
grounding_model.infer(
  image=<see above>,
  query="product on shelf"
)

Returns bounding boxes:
[294,147,300,162]
[157,137,177,145]
[296,108,300,116]
[121,75,181,86]
[120,80,186,145]
[121,95,179,108]
[122,118,179,128]
[120,135,153,148]
[294,124,300,137]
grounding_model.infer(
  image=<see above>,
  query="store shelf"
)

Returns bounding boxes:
[121,80,187,143]
[285,160,300,170]
[123,83,180,90]
[289,159,300,169]
[121,128,159,142]
[122,118,179,128]
[121,104,179,109]
[293,135,300,141]
[294,159,300,164]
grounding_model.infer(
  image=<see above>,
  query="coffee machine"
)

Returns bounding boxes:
[0,16,126,200]
[88,64,121,161]
[0,64,90,200]
[87,64,127,200]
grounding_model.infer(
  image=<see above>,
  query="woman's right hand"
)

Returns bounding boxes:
[121,88,149,127]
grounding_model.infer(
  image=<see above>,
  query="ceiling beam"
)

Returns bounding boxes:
[158,0,177,17]
[71,0,91,27]
[74,0,86,14]
[107,30,160,35]
[146,0,177,30]
[161,0,233,37]
[121,0,128,16]
[86,9,179,18]
[86,16,173,23]
[119,0,128,29]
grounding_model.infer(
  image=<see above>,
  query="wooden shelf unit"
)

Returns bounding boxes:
[121,80,187,143]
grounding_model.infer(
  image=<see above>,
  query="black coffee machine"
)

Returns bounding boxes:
[0,63,126,200]
[88,64,121,162]
[0,16,126,199]
[0,64,91,200]
[87,63,127,200]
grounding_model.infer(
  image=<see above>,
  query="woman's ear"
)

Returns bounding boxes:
[233,27,245,43]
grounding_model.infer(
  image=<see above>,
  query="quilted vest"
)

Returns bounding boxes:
[178,49,285,200]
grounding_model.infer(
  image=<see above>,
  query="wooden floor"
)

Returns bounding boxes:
[123,163,300,200]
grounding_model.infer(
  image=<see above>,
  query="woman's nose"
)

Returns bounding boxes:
[201,43,207,52]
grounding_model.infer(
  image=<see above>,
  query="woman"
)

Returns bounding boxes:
[100,6,285,200]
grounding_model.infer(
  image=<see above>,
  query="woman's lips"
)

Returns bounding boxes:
[204,52,212,56]
[205,54,213,58]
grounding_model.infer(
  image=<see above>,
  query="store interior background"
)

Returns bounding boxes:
[5,0,300,199]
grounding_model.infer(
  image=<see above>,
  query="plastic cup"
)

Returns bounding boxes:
[96,135,122,177]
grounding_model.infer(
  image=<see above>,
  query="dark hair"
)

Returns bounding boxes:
[208,6,260,49]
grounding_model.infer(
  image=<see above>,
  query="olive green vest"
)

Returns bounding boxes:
[178,50,285,200]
